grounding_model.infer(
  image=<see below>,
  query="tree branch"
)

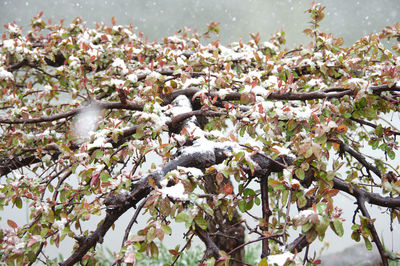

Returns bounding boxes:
[332,176,400,208]
[260,170,272,258]
[61,188,150,266]
[286,234,309,253]
[350,117,400,136]
[338,141,382,178]
[121,197,148,248]
[61,139,288,265]
[162,82,400,105]
[357,195,388,266]
[227,234,283,257]
[170,231,195,266]
[0,101,144,124]
[195,226,221,262]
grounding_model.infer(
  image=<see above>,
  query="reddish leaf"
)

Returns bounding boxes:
[169,249,179,256]
[101,34,108,41]
[313,259,322,265]
[287,72,294,84]
[312,113,320,123]
[82,42,88,51]
[137,54,144,65]
[212,95,218,104]
[90,172,100,186]
[251,79,258,88]
[224,183,233,195]
[111,16,116,26]
[258,103,263,113]
[7,219,18,229]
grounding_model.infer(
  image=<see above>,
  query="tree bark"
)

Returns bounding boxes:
[203,174,245,266]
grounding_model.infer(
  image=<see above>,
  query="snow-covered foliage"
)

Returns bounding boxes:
[0,4,400,266]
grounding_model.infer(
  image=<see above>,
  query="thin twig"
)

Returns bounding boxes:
[227,234,283,256]
[283,189,293,247]
[121,197,148,247]
[171,231,195,266]
[357,196,388,266]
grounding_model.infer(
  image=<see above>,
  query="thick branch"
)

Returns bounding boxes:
[260,171,272,258]
[61,193,140,266]
[162,83,400,105]
[0,109,222,177]
[61,139,287,264]
[332,177,400,208]
[195,226,221,261]
[0,101,144,124]
[338,141,382,178]
[286,234,309,253]
[0,155,40,177]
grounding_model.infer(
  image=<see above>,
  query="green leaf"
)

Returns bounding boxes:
[202,203,214,217]
[195,214,208,230]
[297,195,307,209]
[315,216,329,237]
[375,124,384,137]
[15,197,23,209]
[295,168,305,180]
[238,201,247,213]
[27,251,36,262]
[371,140,379,150]
[175,211,188,223]
[363,236,372,250]
[254,196,261,206]
[302,222,313,233]
[243,188,256,197]
[316,202,327,214]
[239,126,246,137]
[388,150,395,160]
[40,228,49,238]
[100,172,110,182]
[351,230,360,242]
[150,241,159,258]
[332,220,344,237]
[161,224,172,235]
[343,112,351,118]
[281,189,289,206]
[45,209,55,223]
[246,199,254,211]
[304,146,313,158]
[147,227,156,242]
[95,149,103,160]
[259,258,268,266]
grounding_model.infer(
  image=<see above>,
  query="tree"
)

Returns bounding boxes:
[1,3,400,265]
